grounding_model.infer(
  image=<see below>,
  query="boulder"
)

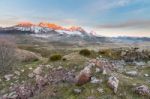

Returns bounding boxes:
[134,85,150,96]
[75,66,92,86]
[107,76,119,94]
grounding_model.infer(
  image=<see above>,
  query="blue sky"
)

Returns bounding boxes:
[0,0,150,37]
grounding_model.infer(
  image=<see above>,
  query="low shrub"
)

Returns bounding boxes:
[49,54,62,61]
[79,49,91,56]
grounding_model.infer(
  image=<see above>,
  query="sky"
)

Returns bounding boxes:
[0,0,150,37]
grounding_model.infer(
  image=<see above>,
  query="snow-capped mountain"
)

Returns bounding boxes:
[0,22,109,43]
[12,22,91,36]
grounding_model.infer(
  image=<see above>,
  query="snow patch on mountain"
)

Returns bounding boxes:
[15,26,52,33]
[56,30,84,36]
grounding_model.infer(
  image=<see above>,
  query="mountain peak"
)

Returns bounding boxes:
[17,22,34,27]
[38,22,64,30]
[69,26,85,32]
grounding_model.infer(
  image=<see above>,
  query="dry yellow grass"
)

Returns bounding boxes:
[15,49,41,62]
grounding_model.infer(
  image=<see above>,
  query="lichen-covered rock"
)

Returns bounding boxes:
[75,66,92,86]
[134,85,150,96]
[107,76,119,94]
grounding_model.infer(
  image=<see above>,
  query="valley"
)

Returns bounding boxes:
[0,32,150,99]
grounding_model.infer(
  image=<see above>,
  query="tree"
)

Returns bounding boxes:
[0,39,17,74]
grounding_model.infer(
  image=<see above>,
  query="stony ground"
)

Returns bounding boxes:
[0,44,150,99]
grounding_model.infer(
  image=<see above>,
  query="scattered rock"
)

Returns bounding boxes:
[14,71,20,76]
[134,61,146,66]
[33,67,43,75]
[29,67,33,70]
[147,61,150,65]
[73,89,81,94]
[95,68,100,73]
[90,77,102,84]
[125,71,138,77]
[28,73,34,78]
[144,74,149,77]
[134,85,150,96]
[57,66,63,70]
[21,69,24,72]
[102,69,107,75]
[97,88,104,94]
[132,83,137,87]
[4,74,14,81]
[107,76,119,94]
[45,64,52,68]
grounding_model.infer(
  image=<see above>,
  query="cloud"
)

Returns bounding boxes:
[96,20,150,28]
[86,0,133,13]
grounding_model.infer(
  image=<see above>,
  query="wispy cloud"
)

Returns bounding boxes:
[96,20,150,28]
[86,0,133,13]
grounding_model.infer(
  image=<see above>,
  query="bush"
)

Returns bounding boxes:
[79,49,91,56]
[0,39,17,74]
[49,54,62,61]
